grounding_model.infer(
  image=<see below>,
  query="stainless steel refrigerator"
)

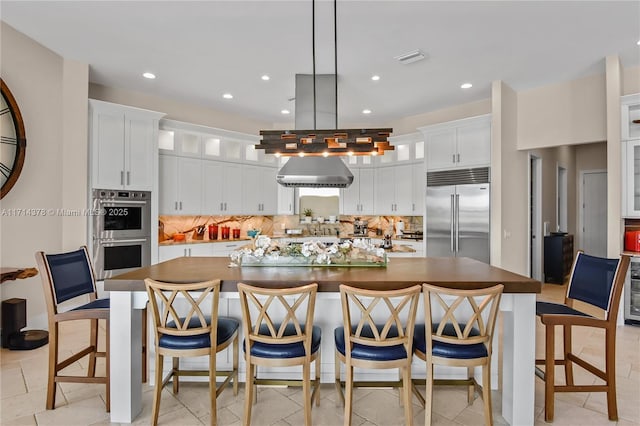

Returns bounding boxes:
[426,167,490,263]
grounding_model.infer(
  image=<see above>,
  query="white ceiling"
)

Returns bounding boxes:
[2,1,639,127]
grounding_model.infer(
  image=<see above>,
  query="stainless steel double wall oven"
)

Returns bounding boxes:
[92,189,151,279]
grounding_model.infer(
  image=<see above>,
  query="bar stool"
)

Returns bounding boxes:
[335,284,421,426]
[237,282,321,426]
[413,283,503,426]
[145,278,239,426]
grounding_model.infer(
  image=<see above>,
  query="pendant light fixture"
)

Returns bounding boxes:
[256,0,393,157]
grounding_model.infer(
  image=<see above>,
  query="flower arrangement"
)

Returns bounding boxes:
[229,236,386,267]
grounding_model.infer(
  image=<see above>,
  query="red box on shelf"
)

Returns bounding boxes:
[624,230,640,252]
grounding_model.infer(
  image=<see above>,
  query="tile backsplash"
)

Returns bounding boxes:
[159,215,423,242]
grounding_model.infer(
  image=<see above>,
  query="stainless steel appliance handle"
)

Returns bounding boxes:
[450,194,455,252]
[455,194,460,253]
[99,238,148,244]
[98,199,149,205]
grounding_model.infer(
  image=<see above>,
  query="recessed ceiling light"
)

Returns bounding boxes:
[261,75,270,81]
[371,75,380,81]
[362,109,372,114]
[142,72,156,79]
[281,109,290,115]
[223,93,233,99]
[460,83,473,89]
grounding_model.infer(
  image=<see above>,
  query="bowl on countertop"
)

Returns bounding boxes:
[172,233,186,242]
[247,229,261,238]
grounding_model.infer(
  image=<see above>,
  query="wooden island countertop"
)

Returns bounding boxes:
[105,256,540,294]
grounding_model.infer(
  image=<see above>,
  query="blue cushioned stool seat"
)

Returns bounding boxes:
[414,323,487,359]
[334,325,408,361]
[159,317,240,351]
[245,323,321,359]
[71,298,110,311]
[536,301,592,317]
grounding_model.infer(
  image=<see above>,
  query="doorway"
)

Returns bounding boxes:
[580,170,607,257]
[529,154,542,280]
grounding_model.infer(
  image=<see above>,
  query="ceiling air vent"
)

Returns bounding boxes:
[394,49,426,65]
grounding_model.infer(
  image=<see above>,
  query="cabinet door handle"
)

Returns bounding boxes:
[179,201,182,210]
[175,201,178,210]
[126,171,130,185]
[224,202,227,211]
[220,202,223,211]
[457,153,460,163]
[452,154,456,163]
[412,203,415,211]
[120,171,124,185]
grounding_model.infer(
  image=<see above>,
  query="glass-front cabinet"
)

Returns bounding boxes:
[622,94,640,218]
[623,140,640,217]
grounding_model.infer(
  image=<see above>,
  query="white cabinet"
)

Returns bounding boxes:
[623,139,640,217]
[412,163,425,215]
[242,165,278,214]
[622,94,640,141]
[211,241,247,257]
[202,160,243,215]
[277,185,295,215]
[341,168,375,215]
[158,243,215,262]
[420,115,491,171]
[375,165,413,215]
[90,100,164,190]
[159,155,202,215]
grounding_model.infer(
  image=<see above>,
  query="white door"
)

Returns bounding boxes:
[358,168,376,215]
[412,163,425,215]
[223,163,244,214]
[202,160,225,215]
[159,155,178,214]
[93,110,125,189]
[582,171,607,257]
[456,120,491,168]
[375,167,395,214]
[394,165,413,215]
[425,128,457,170]
[177,157,202,215]
[125,115,155,190]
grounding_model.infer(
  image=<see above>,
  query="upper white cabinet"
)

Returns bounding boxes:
[374,165,413,215]
[412,162,425,215]
[622,94,640,141]
[242,165,278,215]
[341,168,375,215]
[159,155,202,215]
[419,115,491,171]
[622,95,640,217]
[89,99,164,190]
[159,119,261,162]
[202,160,243,215]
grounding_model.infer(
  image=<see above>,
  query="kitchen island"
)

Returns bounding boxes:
[105,256,540,425]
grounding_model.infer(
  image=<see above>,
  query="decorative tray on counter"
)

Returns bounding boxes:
[229,236,387,267]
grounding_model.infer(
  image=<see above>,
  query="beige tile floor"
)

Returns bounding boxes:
[1,283,639,425]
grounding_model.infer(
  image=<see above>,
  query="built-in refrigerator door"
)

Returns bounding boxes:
[455,183,490,263]
[426,185,455,257]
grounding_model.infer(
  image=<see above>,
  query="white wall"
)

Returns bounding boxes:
[388,99,491,135]
[89,83,271,135]
[623,65,640,95]
[517,73,607,150]
[0,22,89,328]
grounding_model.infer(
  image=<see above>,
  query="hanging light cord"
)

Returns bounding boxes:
[312,0,317,130]
[334,0,338,129]
[312,0,338,130]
